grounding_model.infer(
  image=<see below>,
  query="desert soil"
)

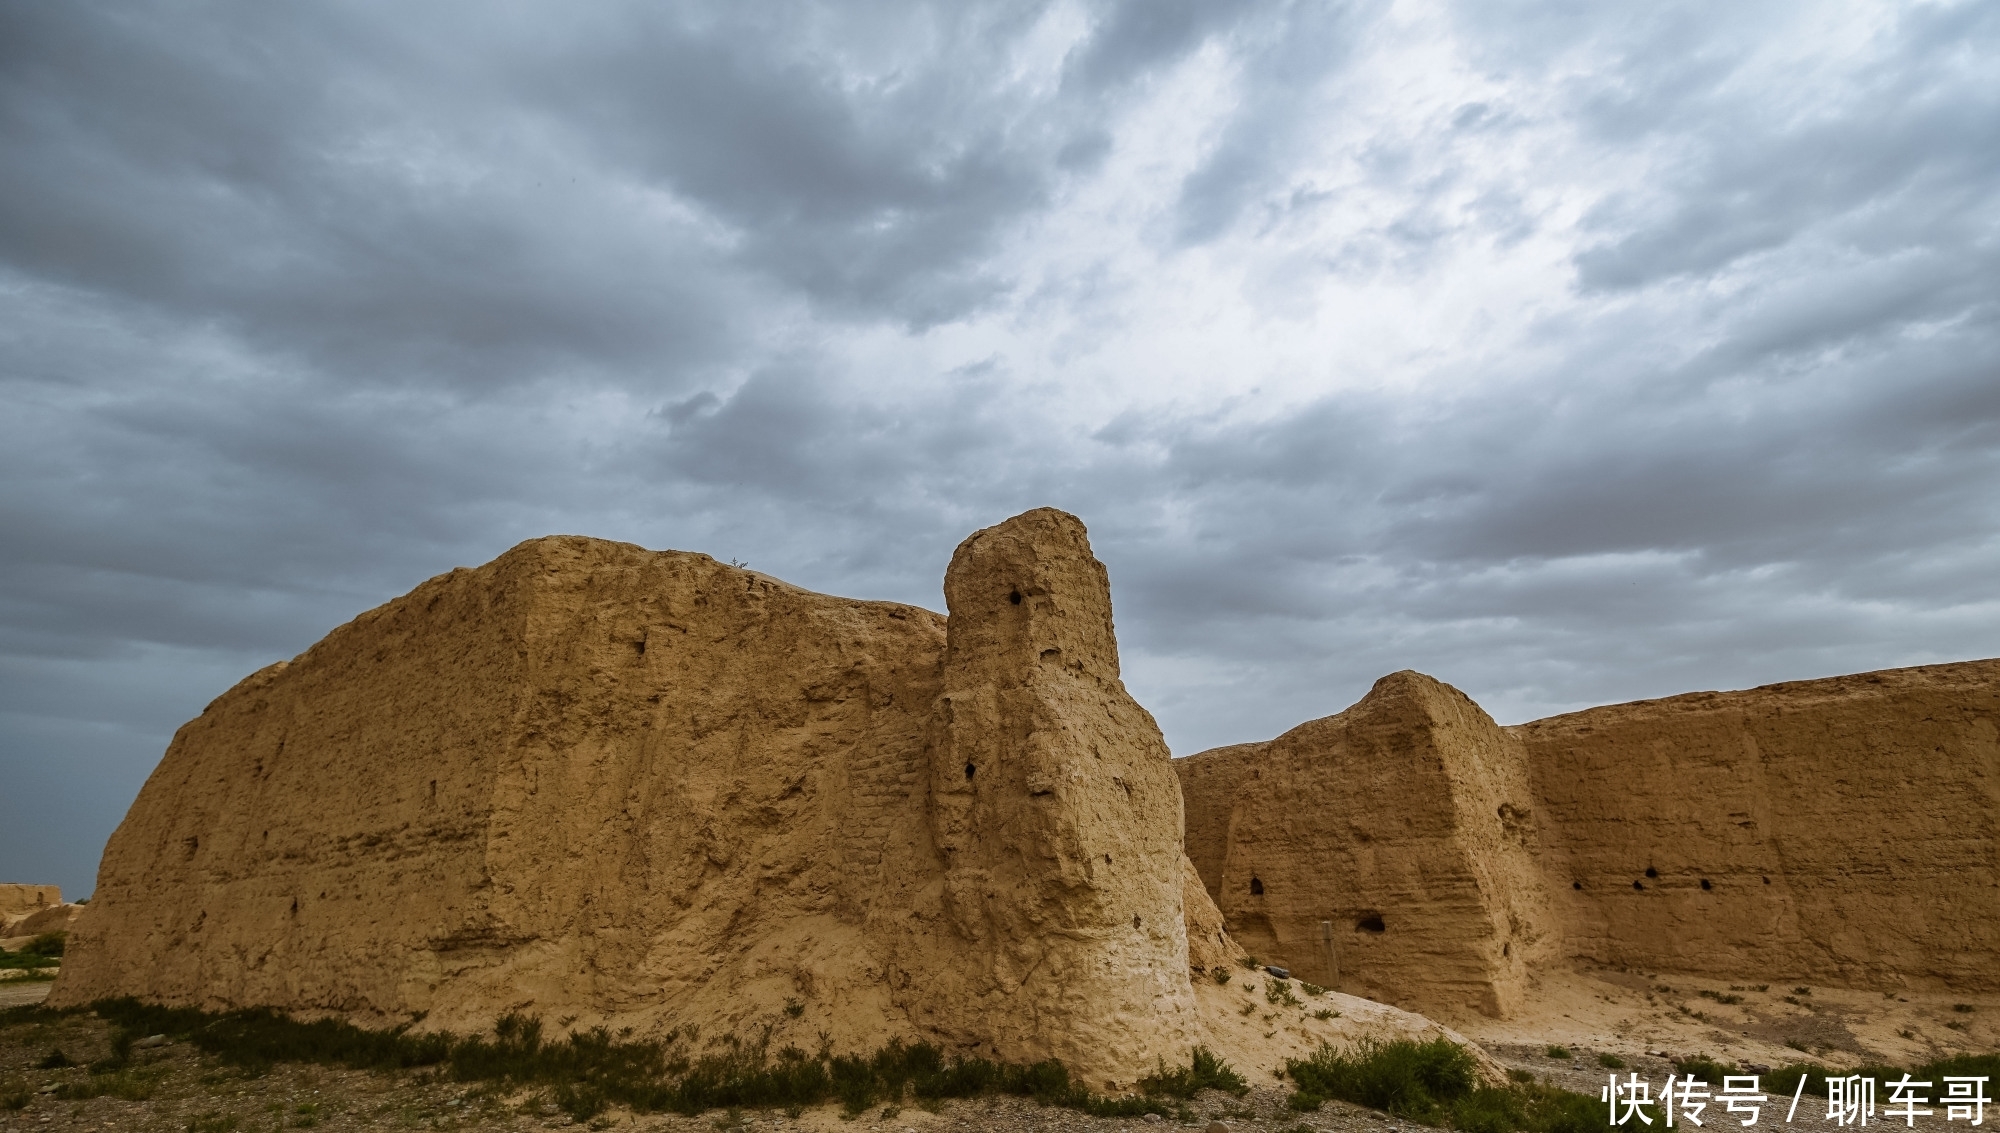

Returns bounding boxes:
[5,977,1994,1133]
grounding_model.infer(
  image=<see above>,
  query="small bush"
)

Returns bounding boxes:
[1545,1046,1572,1060]
[1792,987,1811,996]
[1508,1069,1536,1083]
[1597,1054,1625,1070]
[22,933,66,958]
[1672,1056,1737,1084]
[1696,990,1743,1005]
[1,1076,32,1111]
[1241,956,1261,969]
[36,1048,74,1069]
[1212,969,1232,985]
[0,949,58,971]
[1312,1009,1337,1021]
[783,998,804,1019]
[1285,1040,1632,1132]
[1300,982,1326,997]
[1137,1047,1248,1099]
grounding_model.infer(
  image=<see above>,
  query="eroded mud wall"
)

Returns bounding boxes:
[1517,660,2000,991]
[1174,672,1551,1019]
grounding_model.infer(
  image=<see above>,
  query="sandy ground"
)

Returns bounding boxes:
[3,971,1993,1132]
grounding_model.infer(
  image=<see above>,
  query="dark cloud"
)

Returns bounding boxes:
[3,0,1998,897]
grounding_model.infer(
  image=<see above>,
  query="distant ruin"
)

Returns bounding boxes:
[1178,660,2000,1020]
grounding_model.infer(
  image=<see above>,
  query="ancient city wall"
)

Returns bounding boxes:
[1177,659,2000,1020]
[1174,672,1551,1020]
[1517,659,2000,991]
[53,510,1243,1087]
[0,884,60,921]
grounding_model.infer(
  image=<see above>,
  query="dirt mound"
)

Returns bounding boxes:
[1178,659,2000,1021]
[55,509,1468,1087]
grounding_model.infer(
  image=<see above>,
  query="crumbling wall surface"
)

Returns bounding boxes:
[913,507,1206,1085]
[1516,659,2000,991]
[1174,671,1551,1020]
[52,535,953,1054]
[0,884,60,921]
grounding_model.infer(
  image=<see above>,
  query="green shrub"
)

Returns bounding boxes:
[1300,982,1327,997]
[80,999,1236,1120]
[1137,1047,1248,1099]
[22,933,66,958]
[1671,1056,1737,1083]
[1545,1046,1572,1060]
[1286,1039,1647,1132]
[1597,1054,1625,1070]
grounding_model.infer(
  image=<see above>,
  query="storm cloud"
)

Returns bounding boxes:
[3,0,1997,895]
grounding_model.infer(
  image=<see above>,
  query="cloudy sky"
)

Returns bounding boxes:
[4,1,1998,896]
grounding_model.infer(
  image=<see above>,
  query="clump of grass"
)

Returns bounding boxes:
[1671,1056,1736,1083]
[1792,987,1811,996]
[0,947,59,972]
[1953,1004,1975,1014]
[83,999,1239,1122]
[1,1075,33,1111]
[1545,1045,1572,1060]
[1137,1047,1248,1099]
[1696,990,1743,1005]
[1285,1039,1631,1132]
[1300,982,1327,997]
[1312,1010,1337,1021]
[1267,981,1303,1008]
[1597,1054,1625,1070]
[1241,956,1262,970]
[782,998,804,1019]
[1212,969,1232,986]
[1508,1069,1536,1084]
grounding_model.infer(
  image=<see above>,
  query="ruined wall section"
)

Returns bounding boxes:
[1517,659,2000,991]
[54,536,953,1053]
[915,508,1205,1086]
[1175,672,1550,1020]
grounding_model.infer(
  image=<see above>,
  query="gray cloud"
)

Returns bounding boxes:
[3,0,1997,897]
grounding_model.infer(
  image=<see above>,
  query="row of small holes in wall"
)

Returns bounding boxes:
[1572,870,1772,891]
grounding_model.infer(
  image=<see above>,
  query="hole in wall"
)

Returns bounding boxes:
[1762,876,1771,885]
[634,638,646,656]
[1644,866,1658,878]
[1356,915,1386,933]
[1104,854,1112,864]
[1572,880,1583,890]
[1008,590,1022,605]
[1633,881,1645,891]
[1503,943,1511,957]
[1249,877,1264,896]
[1700,878,1712,890]
[964,763,976,780]
[1132,915,1141,929]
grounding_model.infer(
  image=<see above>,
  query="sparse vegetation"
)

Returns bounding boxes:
[1792,987,1811,996]
[1267,980,1303,1008]
[1212,968,1232,985]
[1545,1045,1572,1060]
[21,932,66,957]
[1672,1056,1737,1083]
[1241,955,1262,969]
[54,1000,1248,1122]
[1300,981,1326,996]
[1954,1004,1976,1013]
[782,998,804,1019]
[1312,1009,1337,1021]
[1597,1053,1625,1069]
[1696,990,1743,1005]
[1284,1038,1634,1132]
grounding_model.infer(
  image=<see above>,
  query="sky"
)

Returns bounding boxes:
[3,1,1997,898]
